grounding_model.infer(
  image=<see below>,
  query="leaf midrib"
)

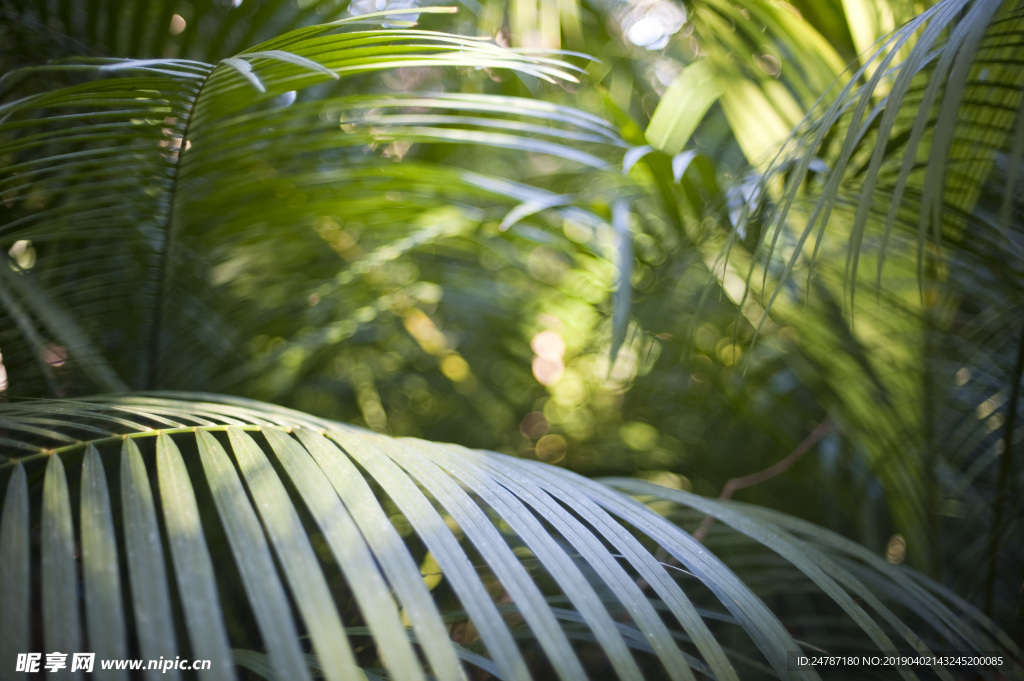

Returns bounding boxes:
[141,64,215,390]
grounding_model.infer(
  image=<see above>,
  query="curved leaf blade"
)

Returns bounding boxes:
[0,465,30,675]
[195,430,312,681]
[121,438,181,681]
[81,446,128,680]
[225,427,359,681]
[42,454,82,678]
[156,432,235,680]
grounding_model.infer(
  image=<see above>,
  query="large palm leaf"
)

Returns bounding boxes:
[0,7,625,400]
[1,393,1020,680]
[514,0,1024,630]
[707,0,1024,616]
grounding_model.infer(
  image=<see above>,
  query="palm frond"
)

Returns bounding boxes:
[741,0,1024,308]
[0,0,359,66]
[0,13,627,398]
[696,0,1024,584]
[1,393,1019,679]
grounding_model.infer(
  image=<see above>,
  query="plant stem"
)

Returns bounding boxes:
[143,72,212,390]
[693,415,836,542]
[636,415,836,593]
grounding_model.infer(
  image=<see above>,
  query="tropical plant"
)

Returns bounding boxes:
[1,0,1022,679]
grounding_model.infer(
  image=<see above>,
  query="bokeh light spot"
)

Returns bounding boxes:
[885,534,906,564]
[532,356,565,386]
[620,421,659,451]
[8,240,36,270]
[621,0,687,50]
[716,339,742,366]
[531,330,565,360]
[535,434,567,463]
[440,354,470,383]
[169,13,187,35]
[520,411,549,439]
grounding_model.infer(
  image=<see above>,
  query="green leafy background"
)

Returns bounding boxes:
[1,0,1022,678]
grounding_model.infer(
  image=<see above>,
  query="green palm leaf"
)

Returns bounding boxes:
[740,0,1023,305]
[1,393,1019,679]
[702,0,1024,586]
[0,10,625,399]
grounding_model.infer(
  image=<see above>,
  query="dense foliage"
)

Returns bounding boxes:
[1,0,1022,678]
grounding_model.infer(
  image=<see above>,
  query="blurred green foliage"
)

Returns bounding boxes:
[1,0,1021,639]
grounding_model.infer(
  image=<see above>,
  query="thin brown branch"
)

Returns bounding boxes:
[692,414,836,543]
[636,414,837,594]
